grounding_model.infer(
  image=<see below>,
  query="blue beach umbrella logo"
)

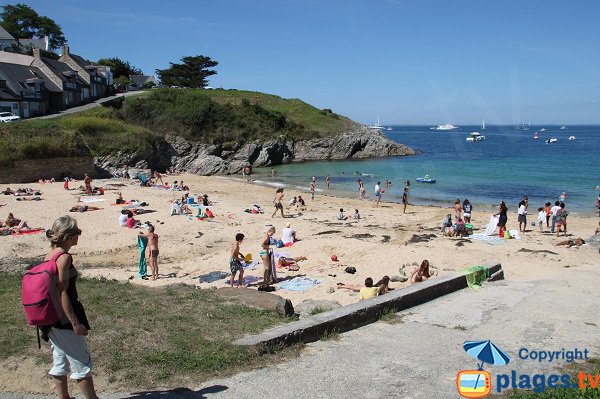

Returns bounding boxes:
[463,340,511,369]
[456,340,511,398]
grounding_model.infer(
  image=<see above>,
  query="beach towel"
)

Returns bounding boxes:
[11,228,45,236]
[198,271,229,283]
[277,277,320,291]
[508,229,521,240]
[224,275,262,286]
[243,260,258,270]
[460,266,490,289]
[79,197,105,203]
[483,215,499,236]
[270,251,278,282]
[467,234,506,245]
[137,236,148,279]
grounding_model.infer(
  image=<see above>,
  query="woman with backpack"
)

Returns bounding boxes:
[43,215,98,399]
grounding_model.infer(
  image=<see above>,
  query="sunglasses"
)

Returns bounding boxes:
[74,228,82,236]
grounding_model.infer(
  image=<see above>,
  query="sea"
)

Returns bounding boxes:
[253,125,599,215]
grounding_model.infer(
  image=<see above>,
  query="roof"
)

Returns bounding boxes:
[41,57,89,86]
[129,75,158,87]
[0,26,15,41]
[0,62,61,97]
[0,51,33,66]
[18,37,49,51]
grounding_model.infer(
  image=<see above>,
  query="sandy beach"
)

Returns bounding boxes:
[1,173,598,307]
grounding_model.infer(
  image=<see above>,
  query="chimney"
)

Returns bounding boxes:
[32,48,41,60]
[62,44,69,56]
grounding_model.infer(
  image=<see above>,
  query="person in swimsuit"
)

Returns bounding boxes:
[139,225,159,280]
[453,199,462,222]
[260,227,276,285]
[43,216,99,399]
[556,238,585,248]
[69,205,101,213]
[310,181,315,200]
[495,201,508,237]
[410,260,432,284]
[272,188,285,218]
[229,233,245,287]
[83,174,93,195]
[374,182,382,207]
[402,188,408,214]
[326,175,330,190]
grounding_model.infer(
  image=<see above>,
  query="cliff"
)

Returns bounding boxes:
[94,126,415,177]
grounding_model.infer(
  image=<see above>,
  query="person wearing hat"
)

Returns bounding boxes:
[281,222,297,246]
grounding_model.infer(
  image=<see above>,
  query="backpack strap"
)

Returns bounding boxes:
[48,251,69,275]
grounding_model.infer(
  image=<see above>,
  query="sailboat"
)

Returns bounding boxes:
[367,115,384,131]
[481,120,486,130]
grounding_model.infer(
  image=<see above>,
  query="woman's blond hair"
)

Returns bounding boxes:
[46,215,79,246]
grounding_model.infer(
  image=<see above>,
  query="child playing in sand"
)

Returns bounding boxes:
[354,209,360,220]
[338,208,347,220]
[411,260,431,284]
[229,233,245,287]
[139,225,159,280]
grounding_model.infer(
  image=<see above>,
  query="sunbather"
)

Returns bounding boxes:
[16,197,43,201]
[69,205,102,213]
[5,213,30,230]
[410,260,431,284]
[556,238,585,248]
[337,277,384,300]
[275,254,307,271]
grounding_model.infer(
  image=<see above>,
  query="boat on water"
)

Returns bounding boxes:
[534,132,539,139]
[386,127,392,131]
[367,115,384,130]
[545,138,558,144]
[540,128,546,132]
[568,136,576,141]
[560,126,567,130]
[416,175,436,183]
[466,132,486,142]
[431,124,458,131]
[481,120,486,130]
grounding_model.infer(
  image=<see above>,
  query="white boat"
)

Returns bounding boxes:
[568,136,576,141]
[466,132,486,142]
[540,128,546,132]
[481,120,486,130]
[433,124,458,131]
[534,132,539,139]
[560,126,567,130]
[367,115,384,130]
[545,138,558,144]
[386,127,392,131]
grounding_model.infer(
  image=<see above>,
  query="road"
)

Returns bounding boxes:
[33,91,147,120]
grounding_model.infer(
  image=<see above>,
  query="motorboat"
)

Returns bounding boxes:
[432,124,458,131]
[534,132,539,139]
[540,128,546,132]
[466,132,486,142]
[568,136,576,141]
[386,127,392,131]
[416,175,436,183]
[560,126,567,130]
[545,138,558,144]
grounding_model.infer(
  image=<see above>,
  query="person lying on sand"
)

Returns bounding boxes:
[5,213,30,229]
[556,238,585,248]
[275,254,307,271]
[337,277,386,300]
[16,196,43,201]
[69,205,102,213]
[411,260,432,284]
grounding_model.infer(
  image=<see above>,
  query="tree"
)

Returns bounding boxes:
[0,3,66,49]
[96,57,143,79]
[156,55,218,88]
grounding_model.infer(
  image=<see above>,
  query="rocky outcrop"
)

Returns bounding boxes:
[94,125,415,177]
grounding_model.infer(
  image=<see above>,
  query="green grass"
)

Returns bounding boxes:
[0,89,357,167]
[491,358,600,398]
[309,306,331,316]
[0,272,294,389]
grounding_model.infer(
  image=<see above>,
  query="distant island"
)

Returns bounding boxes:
[0,89,414,182]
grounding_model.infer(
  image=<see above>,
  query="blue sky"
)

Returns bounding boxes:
[15,0,600,124]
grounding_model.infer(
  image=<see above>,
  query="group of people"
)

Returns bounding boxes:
[495,194,570,237]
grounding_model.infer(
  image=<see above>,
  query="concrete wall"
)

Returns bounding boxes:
[0,156,98,183]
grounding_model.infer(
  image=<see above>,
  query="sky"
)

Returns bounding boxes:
[12,0,600,124]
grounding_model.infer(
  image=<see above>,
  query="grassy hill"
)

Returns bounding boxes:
[0,89,356,167]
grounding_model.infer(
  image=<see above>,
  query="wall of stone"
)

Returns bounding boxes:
[0,156,98,184]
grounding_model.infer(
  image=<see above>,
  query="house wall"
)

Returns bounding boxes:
[0,156,98,183]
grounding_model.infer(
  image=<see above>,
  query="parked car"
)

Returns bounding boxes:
[0,112,20,122]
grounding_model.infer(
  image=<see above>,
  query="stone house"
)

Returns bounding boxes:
[0,26,17,50]
[59,45,113,99]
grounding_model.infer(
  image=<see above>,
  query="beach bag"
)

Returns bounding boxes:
[22,252,64,326]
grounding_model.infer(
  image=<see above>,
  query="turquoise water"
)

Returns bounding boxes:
[256,125,599,214]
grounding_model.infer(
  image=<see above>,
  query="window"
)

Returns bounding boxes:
[0,80,6,89]
[18,82,28,89]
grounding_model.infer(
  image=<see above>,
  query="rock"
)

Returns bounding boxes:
[328,287,335,294]
[213,288,294,317]
[294,299,342,319]
[390,275,408,283]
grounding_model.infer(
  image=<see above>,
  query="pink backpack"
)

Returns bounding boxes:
[22,252,65,327]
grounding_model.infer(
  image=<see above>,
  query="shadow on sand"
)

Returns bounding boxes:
[127,385,228,398]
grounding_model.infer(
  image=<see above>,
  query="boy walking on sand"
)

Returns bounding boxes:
[230,233,245,287]
[139,225,159,280]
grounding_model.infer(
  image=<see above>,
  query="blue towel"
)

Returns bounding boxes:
[277,277,320,291]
